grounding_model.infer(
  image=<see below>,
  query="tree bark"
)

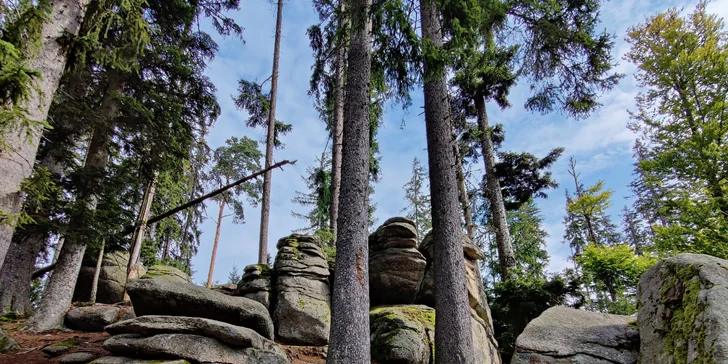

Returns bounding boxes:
[326,0,372,362]
[419,1,475,362]
[476,97,515,280]
[568,159,598,246]
[0,233,45,315]
[89,239,105,303]
[123,172,158,301]
[329,1,347,242]
[22,73,119,333]
[258,0,284,264]
[454,141,475,241]
[206,199,226,288]
[0,0,91,273]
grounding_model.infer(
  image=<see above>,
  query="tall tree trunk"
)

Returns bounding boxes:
[329,1,347,242]
[419,1,475,362]
[0,0,91,272]
[0,233,45,315]
[123,172,158,301]
[258,0,284,264]
[206,199,226,288]
[475,97,515,280]
[22,74,119,333]
[326,0,372,362]
[89,239,105,303]
[454,142,475,241]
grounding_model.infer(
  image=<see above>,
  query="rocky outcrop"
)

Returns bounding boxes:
[273,234,331,346]
[73,251,144,304]
[64,305,135,332]
[368,217,427,306]
[370,305,435,364]
[0,328,18,354]
[638,253,728,363]
[91,358,190,364]
[238,264,273,309]
[416,231,500,363]
[126,278,274,339]
[139,265,191,283]
[512,306,639,364]
[103,333,288,364]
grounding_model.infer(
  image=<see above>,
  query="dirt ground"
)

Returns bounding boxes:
[0,318,326,364]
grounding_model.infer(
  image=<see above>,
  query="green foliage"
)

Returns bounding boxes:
[227,264,241,285]
[210,136,264,223]
[495,148,564,211]
[625,2,728,261]
[401,157,431,242]
[293,153,333,241]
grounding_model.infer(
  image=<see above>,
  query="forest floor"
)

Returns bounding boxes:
[0,317,326,364]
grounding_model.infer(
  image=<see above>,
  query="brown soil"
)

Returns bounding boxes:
[1,319,327,363]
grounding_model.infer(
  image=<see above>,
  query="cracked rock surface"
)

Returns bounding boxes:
[512,306,639,364]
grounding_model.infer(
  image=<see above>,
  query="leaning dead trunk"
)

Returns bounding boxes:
[22,74,119,332]
[419,0,475,362]
[206,199,226,288]
[475,97,515,280]
[89,239,105,303]
[257,0,284,264]
[326,0,372,362]
[0,0,91,272]
[123,172,158,301]
[329,1,348,241]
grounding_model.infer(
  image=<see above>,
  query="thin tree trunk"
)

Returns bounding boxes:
[568,159,598,245]
[89,239,105,303]
[258,0,284,264]
[476,97,515,280]
[206,199,226,288]
[22,73,119,333]
[454,142,475,241]
[123,172,158,301]
[419,1,475,362]
[0,0,91,273]
[329,1,347,242]
[51,237,64,266]
[326,0,372,362]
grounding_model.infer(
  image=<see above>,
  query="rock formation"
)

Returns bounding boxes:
[237,264,273,309]
[0,328,18,354]
[273,234,331,345]
[368,217,427,305]
[73,251,144,304]
[512,306,639,364]
[370,305,435,364]
[638,253,728,363]
[140,265,192,283]
[64,304,135,332]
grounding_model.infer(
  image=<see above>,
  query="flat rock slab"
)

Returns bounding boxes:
[140,265,191,283]
[103,333,289,364]
[59,351,99,363]
[91,357,190,364]
[126,278,273,339]
[512,306,638,364]
[65,305,134,332]
[105,315,281,353]
[638,253,728,363]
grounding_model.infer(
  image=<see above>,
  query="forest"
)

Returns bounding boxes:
[1,0,728,363]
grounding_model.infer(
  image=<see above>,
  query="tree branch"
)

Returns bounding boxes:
[32,263,56,279]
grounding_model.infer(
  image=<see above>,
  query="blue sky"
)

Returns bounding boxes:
[190,0,728,284]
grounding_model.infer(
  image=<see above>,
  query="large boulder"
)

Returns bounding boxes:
[73,251,144,304]
[91,357,190,364]
[140,265,191,283]
[65,305,135,332]
[0,328,19,354]
[237,264,273,309]
[126,278,274,339]
[103,333,288,364]
[638,253,728,363]
[370,305,435,364]
[369,217,427,306]
[273,234,331,345]
[512,306,639,364]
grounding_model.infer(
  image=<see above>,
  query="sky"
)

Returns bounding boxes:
[190,0,728,285]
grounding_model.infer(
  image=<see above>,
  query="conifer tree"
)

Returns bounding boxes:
[401,157,431,242]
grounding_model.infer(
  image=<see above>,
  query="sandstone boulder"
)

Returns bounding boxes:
[273,234,330,345]
[237,264,272,309]
[370,305,434,364]
[139,265,191,283]
[638,253,728,363]
[64,305,134,332]
[103,333,288,364]
[126,279,273,339]
[369,218,426,306]
[73,251,144,304]
[0,328,18,354]
[512,306,639,364]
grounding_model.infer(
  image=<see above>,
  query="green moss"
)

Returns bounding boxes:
[370,306,436,362]
[661,262,716,363]
[298,298,306,309]
[72,301,95,307]
[49,339,79,348]
[628,319,638,328]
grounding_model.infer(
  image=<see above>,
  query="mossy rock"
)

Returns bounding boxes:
[370,305,435,364]
[140,265,192,283]
[0,329,19,354]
